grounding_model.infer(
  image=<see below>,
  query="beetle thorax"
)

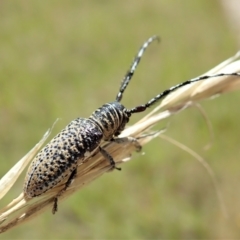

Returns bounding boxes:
[89,101,131,141]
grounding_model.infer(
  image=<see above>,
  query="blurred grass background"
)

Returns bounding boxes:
[0,0,240,238]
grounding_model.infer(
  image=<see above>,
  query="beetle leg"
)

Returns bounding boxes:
[52,168,78,214]
[99,146,121,171]
[112,137,142,152]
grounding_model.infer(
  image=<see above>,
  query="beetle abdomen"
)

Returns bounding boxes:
[24,118,103,198]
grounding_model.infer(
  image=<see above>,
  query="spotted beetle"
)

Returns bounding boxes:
[23,36,240,214]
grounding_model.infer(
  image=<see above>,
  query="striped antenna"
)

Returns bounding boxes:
[116,36,160,102]
[127,72,240,114]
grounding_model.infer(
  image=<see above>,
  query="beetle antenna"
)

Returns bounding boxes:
[127,72,240,114]
[116,35,160,102]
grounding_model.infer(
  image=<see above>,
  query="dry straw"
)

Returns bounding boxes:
[0,52,240,233]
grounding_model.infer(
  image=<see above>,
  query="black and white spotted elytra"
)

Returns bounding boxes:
[23,35,240,214]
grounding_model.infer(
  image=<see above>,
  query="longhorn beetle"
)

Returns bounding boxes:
[23,36,240,214]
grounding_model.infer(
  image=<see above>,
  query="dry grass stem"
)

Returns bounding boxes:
[0,52,240,233]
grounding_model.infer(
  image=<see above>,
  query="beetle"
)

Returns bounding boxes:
[23,36,240,214]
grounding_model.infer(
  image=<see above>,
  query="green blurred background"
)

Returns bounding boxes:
[0,0,240,238]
